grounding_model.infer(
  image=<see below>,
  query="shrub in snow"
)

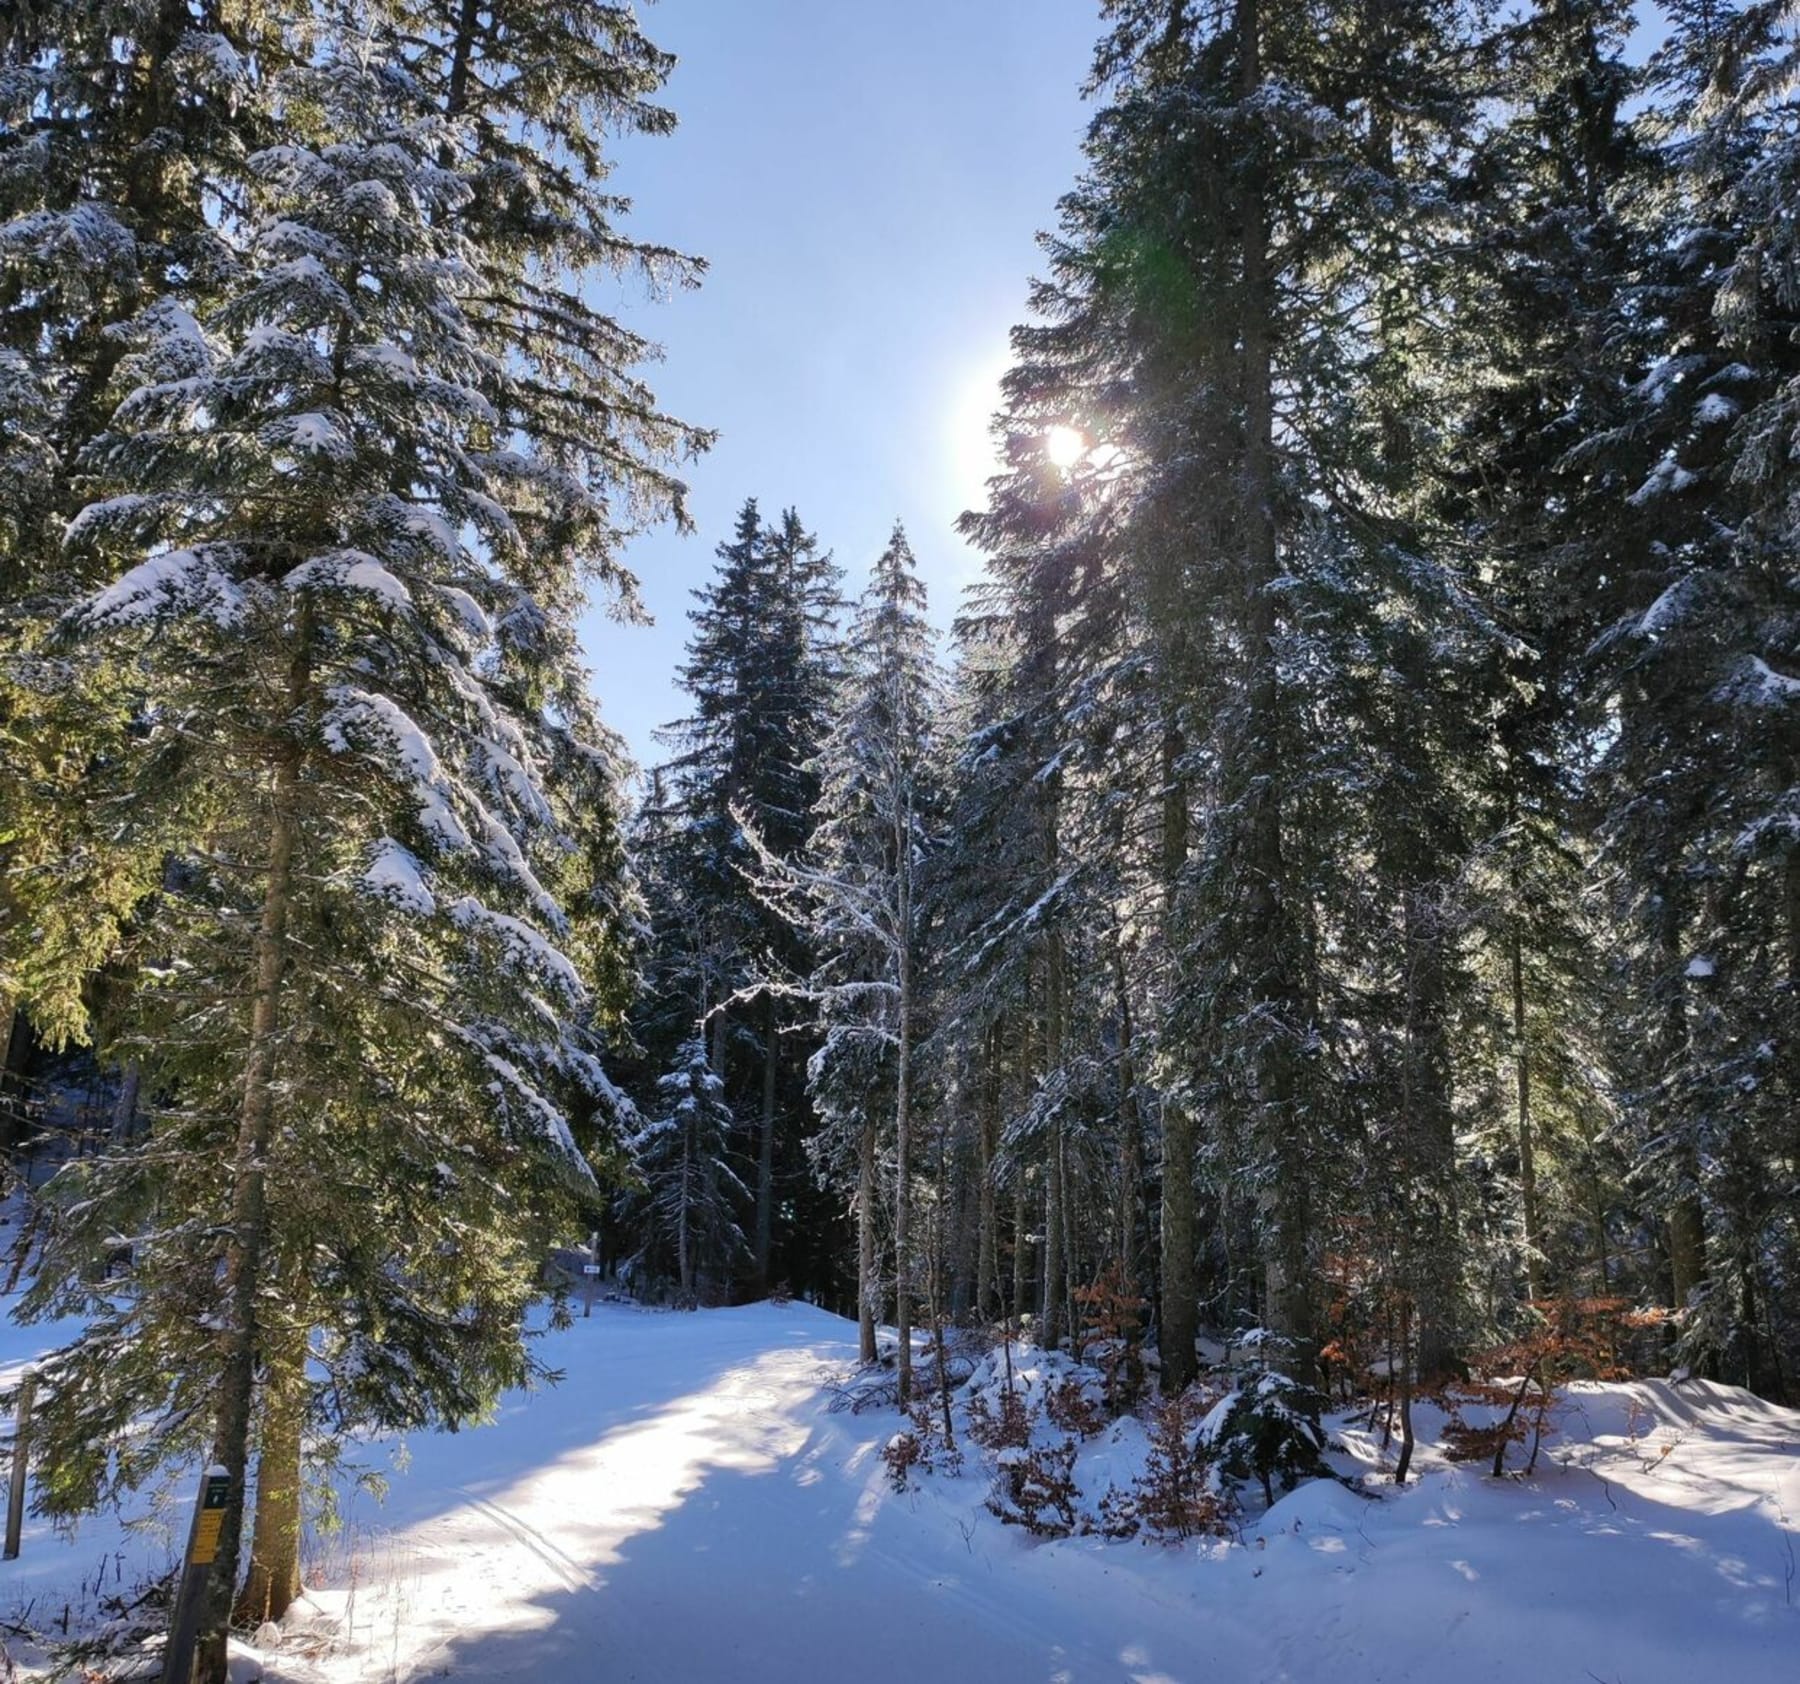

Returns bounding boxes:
[957,1334,1096,1445]
[1199,1371,1333,1507]
[1441,1296,1664,1476]
[1094,1483,1146,1540]
[1072,1263,1148,1411]
[965,1381,1032,1451]
[1440,1375,1555,1478]
[884,1430,925,1492]
[987,1438,1081,1536]
[1044,1373,1109,1439]
[1127,1388,1229,1540]
[882,1387,966,1491]
[901,1387,964,1481]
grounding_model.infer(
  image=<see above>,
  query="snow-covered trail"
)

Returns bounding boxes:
[287,1301,1798,1684]
[303,1303,1233,1683]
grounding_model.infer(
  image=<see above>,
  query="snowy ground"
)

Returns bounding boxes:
[3,1299,1797,1683]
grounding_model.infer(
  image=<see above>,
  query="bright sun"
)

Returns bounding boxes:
[1045,425,1086,469]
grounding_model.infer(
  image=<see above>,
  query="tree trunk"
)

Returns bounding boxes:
[948,1145,976,1320]
[1042,1138,1064,1349]
[1237,0,1314,1380]
[1669,1196,1707,1313]
[1406,890,1458,1382]
[1658,893,1706,1312]
[235,1307,307,1628]
[1041,932,1068,1350]
[1113,939,1143,1297]
[1394,1293,1416,1485]
[857,1117,878,1364]
[1159,720,1198,1392]
[0,1007,36,1160]
[976,1022,1000,1321]
[1011,1173,1031,1331]
[925,1125,959,1450]
[110,1062,143,1146]
[443,0,483,119]
[1788,846,1800,1221]
[195,737,304,1684]
[894,820,915,1405]
[935,1309,956,1451]
[1059,1127,1079,1353]
[755,996,777,1291]
[708,991,727,1082]
[677,1119,693,1301]
[1512,929,1543,1300]
[1788,829,1800,992]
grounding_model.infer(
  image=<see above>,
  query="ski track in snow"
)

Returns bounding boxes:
[275,1303,1796,1684]
[3,1301,1797,1684]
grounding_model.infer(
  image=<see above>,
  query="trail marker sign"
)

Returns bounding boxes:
[189,1471,229,1564]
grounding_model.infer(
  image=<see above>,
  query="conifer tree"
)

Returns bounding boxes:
[1443,0,1644,1308]
[648,497,839,1293]
[1585,0,1800,1386]
[744,525,940,1389]
[14,12,701,1669]
[1,3,293,1065]
[960,0,1500,1390]
[929,620,1075,1334]
[623,1035,749,1304]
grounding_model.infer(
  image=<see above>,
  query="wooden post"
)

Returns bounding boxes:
[161,1466,231,1684]
[4,1367,35,1559]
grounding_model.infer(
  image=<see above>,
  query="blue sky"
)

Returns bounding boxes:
[579,0,1102,771]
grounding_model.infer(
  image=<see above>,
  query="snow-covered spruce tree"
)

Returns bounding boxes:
[1438,0,1645,1309]
[364,0,708,601]
[956,29,1215,1386]
[1310,0,1501,1387]
[1716,4,1800,1384]
[22,31,694,1671]
[1059,0,1332,1378]
[745,525,940,1393]
[956,0,1517,1394]
[650,498,840,1294]
[0,5,293,1067]
[925,625,1068,1334]
[225,0,705,1619]
[954,49,1217,1373]
[1585,0,1800,1388]
[931,559,1160,1359]
[623,1035,749,1304]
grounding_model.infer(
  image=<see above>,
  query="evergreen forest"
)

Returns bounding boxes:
[2,3,1798,1680]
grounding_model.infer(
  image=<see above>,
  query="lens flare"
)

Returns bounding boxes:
[1046,425,1086,469]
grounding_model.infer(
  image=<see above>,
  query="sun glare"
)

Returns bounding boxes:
[1046,425,1086,469]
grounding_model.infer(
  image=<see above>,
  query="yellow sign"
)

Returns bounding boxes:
[190,1509,224,1565]
[188,1471,231,1566]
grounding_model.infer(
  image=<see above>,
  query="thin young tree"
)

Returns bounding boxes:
[743,525,941,1396]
